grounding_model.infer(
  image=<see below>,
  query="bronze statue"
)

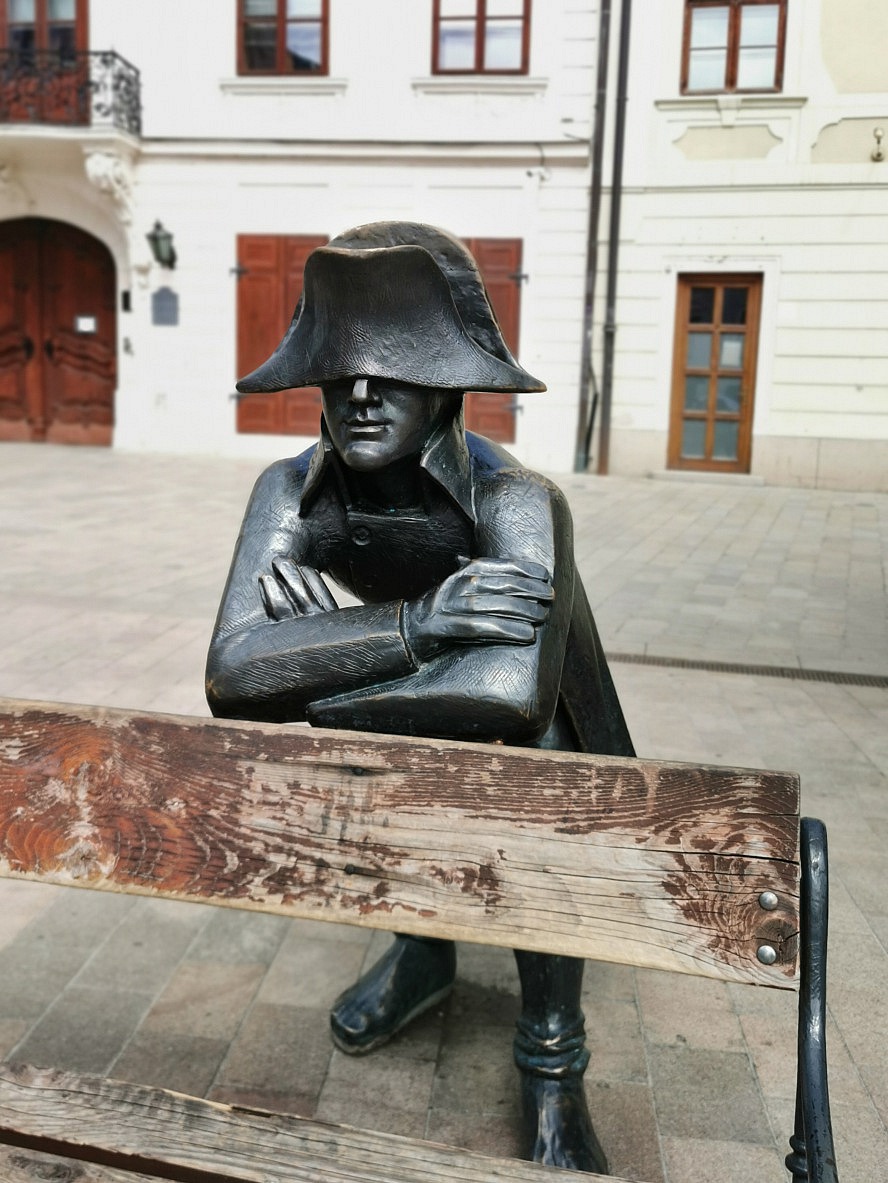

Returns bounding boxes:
[206,222,635,1173]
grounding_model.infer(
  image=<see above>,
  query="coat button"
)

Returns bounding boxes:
[351,525,371,545]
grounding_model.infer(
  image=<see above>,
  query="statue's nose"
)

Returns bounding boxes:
[350,378,380,404]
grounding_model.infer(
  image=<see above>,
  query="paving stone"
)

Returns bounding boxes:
[257,932,367,1011]
[587,1080,664,1183]
[660,1136,784,1183]
[454,940,521,995]
[425,1108,524,1160]
[207,1084,324,1117]
[0,881,60,949]
[137,962,265,1040]
[636,969,744,1053]
[0,1018,30,1059]
[73,897,210,994]
[584,997,647,1084]
[820,926,888,1127]
[12,985,154,1076]
[647,1046,773,1144]
[282,916,372,946]
[111,1031,229,1096]
[736,1013,798,1101]
[0,891,139,1019]
[446,976,520,1030]
[184,908,290,964]
[582,959,638,1004]
[432,1017,517,1115]
[212,1002,333,1115]
[317,1046,437,1138]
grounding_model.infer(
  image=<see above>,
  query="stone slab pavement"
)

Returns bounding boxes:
[1,442,886,1182]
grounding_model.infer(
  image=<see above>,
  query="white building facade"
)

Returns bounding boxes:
[0,1,885,490]
[607,0,888,490]
[0,0,597,475]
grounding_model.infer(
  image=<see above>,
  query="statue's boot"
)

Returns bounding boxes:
[330,934,456,1055]
[514,950,609,1175]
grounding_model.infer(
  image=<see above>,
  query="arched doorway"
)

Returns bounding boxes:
[0,217,117,445]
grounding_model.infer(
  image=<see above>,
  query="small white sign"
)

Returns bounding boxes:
[75,315,97,333]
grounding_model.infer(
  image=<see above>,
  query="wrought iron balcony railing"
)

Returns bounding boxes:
[0,50,141,136]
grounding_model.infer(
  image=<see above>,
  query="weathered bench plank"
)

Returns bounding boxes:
[0,1143,162,1182]
[0,698,799,985]
[0,1064,631,1182]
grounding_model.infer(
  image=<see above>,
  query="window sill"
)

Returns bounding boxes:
[657,94,807,115]
[412,75,548,97]
[220,76,348,97]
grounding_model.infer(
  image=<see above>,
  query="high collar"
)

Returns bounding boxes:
[300,415,476,523]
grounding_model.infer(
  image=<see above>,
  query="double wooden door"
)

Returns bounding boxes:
[0,218,116,445]
[235,234,524,444]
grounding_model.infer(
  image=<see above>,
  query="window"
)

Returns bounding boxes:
[238,0,328,75]
[433,0,530,75]
[0,0,87,59]
[668,274,762,474]
[0,1,90,125]
[681,1,786,93]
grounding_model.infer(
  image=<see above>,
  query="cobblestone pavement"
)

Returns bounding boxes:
[1,443,886,1182]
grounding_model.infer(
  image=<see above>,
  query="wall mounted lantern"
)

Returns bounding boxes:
[146,221,177,269]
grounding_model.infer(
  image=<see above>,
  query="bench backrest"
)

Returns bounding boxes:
[0,698,800,991]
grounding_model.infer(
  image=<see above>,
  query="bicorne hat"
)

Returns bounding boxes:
[235,222,545,395]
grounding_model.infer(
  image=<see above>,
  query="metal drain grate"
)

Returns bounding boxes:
[607,652,888,688]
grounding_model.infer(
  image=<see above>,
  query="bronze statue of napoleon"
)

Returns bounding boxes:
[207,221,635,1173]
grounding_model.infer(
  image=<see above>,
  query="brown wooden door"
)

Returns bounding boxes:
[0,0,90,126]
[668,274,762,473]
[236,234,328,436]
[0,217,116,445]
[462,237,522,444]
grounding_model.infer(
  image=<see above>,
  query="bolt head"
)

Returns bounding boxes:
[757,945,778,966]
[759,890,779,911]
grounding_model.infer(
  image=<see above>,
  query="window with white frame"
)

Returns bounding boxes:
[432,0,530,75]
[681,0,786,93]
[238,0,328,75]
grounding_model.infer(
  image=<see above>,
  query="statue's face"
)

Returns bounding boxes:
[322,377,460,472]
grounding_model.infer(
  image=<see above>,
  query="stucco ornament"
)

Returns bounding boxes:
[83,150,134,224]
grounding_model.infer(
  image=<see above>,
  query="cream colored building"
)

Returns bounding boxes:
[606,0,888,489]
[0,1,885,489]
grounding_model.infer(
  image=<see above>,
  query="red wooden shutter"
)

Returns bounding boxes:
[235,234,327,436]
[462,237,523,444]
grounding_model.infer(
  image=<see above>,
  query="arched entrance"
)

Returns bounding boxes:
[0,217,116,445]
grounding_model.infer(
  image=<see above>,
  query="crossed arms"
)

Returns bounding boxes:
[206,459,575,743]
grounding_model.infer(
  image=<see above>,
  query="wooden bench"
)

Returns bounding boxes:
[0,698,838,1182]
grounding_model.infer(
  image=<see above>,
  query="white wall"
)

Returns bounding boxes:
[68,1,599,473]
[92,0,596,146]
[115,145,591,475]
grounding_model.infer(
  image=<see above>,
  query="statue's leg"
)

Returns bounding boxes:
[330,934,456,1055]
[513,950,608,1175]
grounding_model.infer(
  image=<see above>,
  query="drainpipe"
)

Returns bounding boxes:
[595,0,632,476]
[573,0,612,472]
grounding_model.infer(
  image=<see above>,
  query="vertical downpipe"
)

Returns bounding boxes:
[596,0,632,475]
[573,0,612,472]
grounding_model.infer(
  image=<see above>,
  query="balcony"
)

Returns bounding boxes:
[0,50,141,137]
